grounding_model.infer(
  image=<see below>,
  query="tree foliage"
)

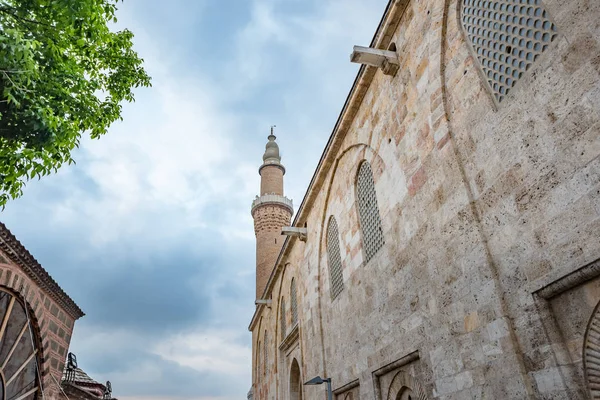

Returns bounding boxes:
[0,0,151,206]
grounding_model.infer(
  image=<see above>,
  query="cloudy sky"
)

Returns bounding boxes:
[1,1,388,398]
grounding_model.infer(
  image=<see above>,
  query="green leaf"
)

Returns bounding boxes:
[0,0,151,207]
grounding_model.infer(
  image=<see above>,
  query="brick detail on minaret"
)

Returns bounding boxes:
[252,133,293,300]
[252,204,291,299]
[260,165,284,196]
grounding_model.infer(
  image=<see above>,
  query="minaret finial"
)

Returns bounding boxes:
[263,126,281,163]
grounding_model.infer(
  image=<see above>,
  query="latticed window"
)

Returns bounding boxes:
[356,162,385,262]
[280,298,286,341]
[290,279,298,326]
[256,341,261,377]
[461,0,558,102]
[327,216,344,299]
[263,331,268,375]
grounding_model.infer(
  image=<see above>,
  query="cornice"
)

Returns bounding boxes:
[251,194,294,216]
[0,222,84,319]
[535,258,600,300]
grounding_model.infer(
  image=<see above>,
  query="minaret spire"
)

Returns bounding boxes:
[251,129,293,299]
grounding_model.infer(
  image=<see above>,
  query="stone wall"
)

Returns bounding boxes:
[250,0,600,398]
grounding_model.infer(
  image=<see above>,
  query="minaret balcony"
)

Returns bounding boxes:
[251,194,293,215]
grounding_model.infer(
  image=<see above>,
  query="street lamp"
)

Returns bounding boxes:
[304,376,332,400]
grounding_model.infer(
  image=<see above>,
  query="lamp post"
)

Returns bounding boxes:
[304,376,332,400]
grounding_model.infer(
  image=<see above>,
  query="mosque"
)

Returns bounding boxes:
[248,0,600,398]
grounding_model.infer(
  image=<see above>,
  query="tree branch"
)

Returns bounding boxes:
[2,71,32,93]
[0,5,51,28]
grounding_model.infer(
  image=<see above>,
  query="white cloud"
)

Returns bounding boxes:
[1,1,389,398]
[32,0,387,248]
[37,17,259,246]
[153,329,251,377]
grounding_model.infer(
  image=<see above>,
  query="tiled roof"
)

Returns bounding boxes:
[62,366,119,399]
[62,367,102,386]
[0,222,84,319]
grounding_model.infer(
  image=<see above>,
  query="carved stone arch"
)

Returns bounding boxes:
[583,299,600,399]
[386,370,428,400]
[338,144,386,193]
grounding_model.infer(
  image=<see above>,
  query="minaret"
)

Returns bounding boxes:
[251,129,293,300]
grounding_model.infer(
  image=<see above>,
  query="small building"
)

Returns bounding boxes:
[62,365,116,400]
[0,222,84,399]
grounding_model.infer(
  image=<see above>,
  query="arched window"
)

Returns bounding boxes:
[290,279,298,326]
[263,330,268,375]
[460,0,558,102]
[280,298,286,341]
[0,288,41,400]
[256,341,261,378]
[356,162,384,262]
[327,216,344,299]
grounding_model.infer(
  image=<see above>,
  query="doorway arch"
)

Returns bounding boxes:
[289,358,302,400]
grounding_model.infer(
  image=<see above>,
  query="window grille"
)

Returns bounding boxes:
[257,341,261,377]
[461,0,558,102]
[356,162,385,262]
[327,217,344,299]
[290,279,298,326]
[280,298,286,341]
[263,331,268,375]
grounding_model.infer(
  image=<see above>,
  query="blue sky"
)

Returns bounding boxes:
[1,1,388,399]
